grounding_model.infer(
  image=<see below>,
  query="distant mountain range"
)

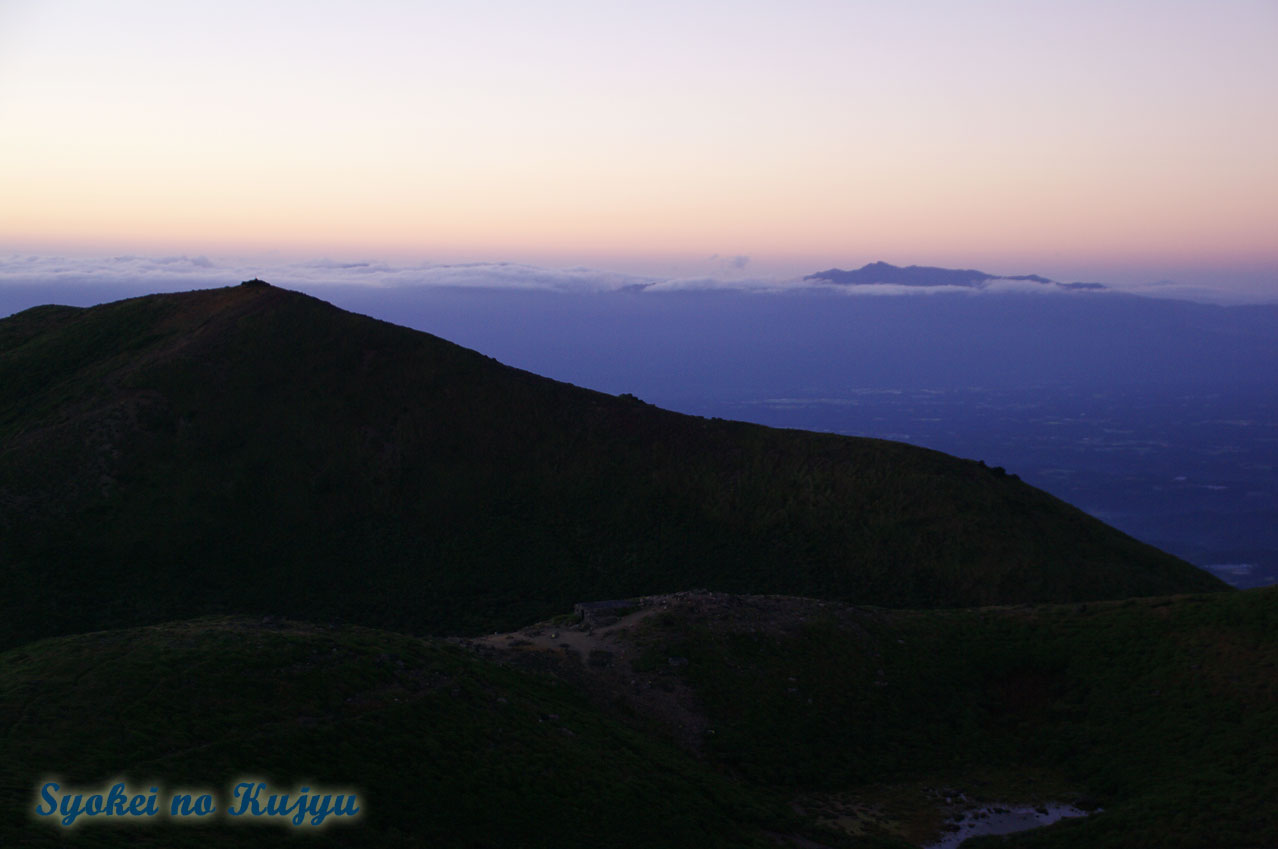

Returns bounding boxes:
[805,261,1107,290]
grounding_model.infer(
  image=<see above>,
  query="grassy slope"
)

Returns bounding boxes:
[2,589,1272,848]
[0,284,1222,649]
[627,587,1277,848]
[0,618,800,849]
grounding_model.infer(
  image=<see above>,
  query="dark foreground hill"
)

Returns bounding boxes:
[2,587,1274,848]
[0,617,791,848]
[0,282,1223,647]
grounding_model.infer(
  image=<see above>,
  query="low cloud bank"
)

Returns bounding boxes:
[3,251,1253,303]
[0,253,671,293]
[0,252,1108,295]
[0,252,812,295]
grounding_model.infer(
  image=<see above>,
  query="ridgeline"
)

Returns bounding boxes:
[0,282,1222,648]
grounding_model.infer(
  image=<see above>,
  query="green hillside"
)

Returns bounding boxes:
[612,588,1278,847]
[0,282,1223,648]
[0,618,797,848]
[2,588,1272,848]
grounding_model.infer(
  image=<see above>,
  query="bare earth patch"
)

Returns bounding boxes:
[466,594,714,750]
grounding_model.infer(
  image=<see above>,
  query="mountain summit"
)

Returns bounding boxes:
[805,261,1105,290]
[0,283,1219,647]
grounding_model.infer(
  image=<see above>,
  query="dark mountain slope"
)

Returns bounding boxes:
[2,588,1272,848]
[0,283,1223,647]
[0,618,794,848]
[586,587,1278,848]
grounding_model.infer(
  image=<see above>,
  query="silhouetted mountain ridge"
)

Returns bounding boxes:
[0,282,1220,648]
[805,261,1105,290]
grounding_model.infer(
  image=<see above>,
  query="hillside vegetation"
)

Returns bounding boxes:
[0,618,794,848]
[481,587,1277,847]
[3,588,1273,848]
[0,283,1222,648]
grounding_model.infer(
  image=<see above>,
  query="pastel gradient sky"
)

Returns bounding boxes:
[1,0,1275,291]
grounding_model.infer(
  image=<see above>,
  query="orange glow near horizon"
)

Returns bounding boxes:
[2,2,1276,288]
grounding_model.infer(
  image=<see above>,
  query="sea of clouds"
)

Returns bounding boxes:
[3,251,1270,308]
[0,252,1104,297]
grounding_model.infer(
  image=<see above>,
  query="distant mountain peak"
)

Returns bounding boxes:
[804,262,1104,291]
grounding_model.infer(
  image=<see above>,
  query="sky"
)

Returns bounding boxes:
[1,0,1276,297]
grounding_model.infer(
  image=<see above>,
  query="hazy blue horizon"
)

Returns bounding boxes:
[1,251,1276,309]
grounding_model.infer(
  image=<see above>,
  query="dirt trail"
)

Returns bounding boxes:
[464,591,884,751]
[466,596,713,748]
[473,604,659,658]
